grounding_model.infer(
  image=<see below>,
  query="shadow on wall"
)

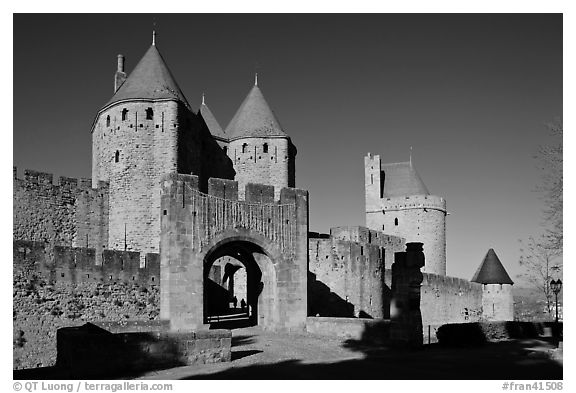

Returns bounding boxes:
[205,278,231,316]
[15,323,187,379]
[14,322,232,380]
[380,276,392,319]
[307,272,355,317]
[341,319,391,348]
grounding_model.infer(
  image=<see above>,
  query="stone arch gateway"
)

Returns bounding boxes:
[159,173,309,332]
[203,240,276,329]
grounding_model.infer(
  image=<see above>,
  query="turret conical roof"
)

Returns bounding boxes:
[381,162,430,197]
[225,84,288,140]
[104,44,189,109]
[199,100,226,140]
[471,249,514,285]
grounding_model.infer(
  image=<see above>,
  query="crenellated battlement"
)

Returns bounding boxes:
[160,173,308,257]
[13,240,159,286]
[14,167,109,192]
[308,226,405,280]
[13,167,110,251]
[329,226,405,248]
[161,173,307,205]
[420,271,484,324]
[423,272,483,294]
[307,226,404,319]
[13,240,160,286]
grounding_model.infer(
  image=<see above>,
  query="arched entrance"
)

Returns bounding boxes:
[160,174,308,332]
[203,240,277,329]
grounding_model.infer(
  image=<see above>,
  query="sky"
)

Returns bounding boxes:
[12,13,562,281]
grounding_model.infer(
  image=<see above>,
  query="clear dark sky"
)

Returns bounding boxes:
[13,14,562,280]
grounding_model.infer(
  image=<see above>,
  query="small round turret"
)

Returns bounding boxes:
[472,249,514,321]
[225,77,296,200]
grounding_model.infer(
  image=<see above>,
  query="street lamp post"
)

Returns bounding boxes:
[550,279,562,323]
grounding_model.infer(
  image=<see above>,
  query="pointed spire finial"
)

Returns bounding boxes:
[255,72,258,86]
[152,30,156,46]
[409,146,413,167]
[202,93,205,105]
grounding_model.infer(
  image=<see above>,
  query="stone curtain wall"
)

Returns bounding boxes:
[160,173,309,332]
[306,317,390,342]
[13,168,109,255]
[307,227,485,327]
[420,273,483,326]
[13,241,160,370]
[308,227,404,319]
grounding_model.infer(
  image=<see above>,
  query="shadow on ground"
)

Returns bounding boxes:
[181,339,562,380]
[14,336,562,380]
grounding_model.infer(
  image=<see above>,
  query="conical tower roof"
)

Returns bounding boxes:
[199,97,226,140]
[225,83,288,140]
[104,44,189,109]
[471,249,514,285]
[381,162,430,197]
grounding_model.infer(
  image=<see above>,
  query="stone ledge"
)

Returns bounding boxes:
[55,323,231,378]
[306,317,390,344]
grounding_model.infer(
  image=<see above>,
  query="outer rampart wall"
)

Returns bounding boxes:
[421,272,483,326]
[13,240,160,370]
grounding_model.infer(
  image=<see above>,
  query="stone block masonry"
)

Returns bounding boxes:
[482,283,514,321]
[420,273,483,325]
[13,168,109,260]
[229,137,296,200]
[13,240,159,370]
[55,324,231,378]
[91,100,233,260]
[365,153,447,275]
[92,101,182,258]
[308,227,405,319]
[160,173,308,332]
[306,316,390,344]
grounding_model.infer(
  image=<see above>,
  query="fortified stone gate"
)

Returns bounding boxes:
[159,173,309,332]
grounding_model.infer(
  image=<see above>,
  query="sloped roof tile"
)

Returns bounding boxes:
[104,44,189,109]
[199,102,226,140]
[225,85,287,139]
[381,162,430,197]
[471,249,514,285]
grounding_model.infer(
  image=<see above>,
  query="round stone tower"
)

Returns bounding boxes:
[91,37,197,259]
[472,248,515,321]
[225,76,296,200]
[365,153,447,275]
